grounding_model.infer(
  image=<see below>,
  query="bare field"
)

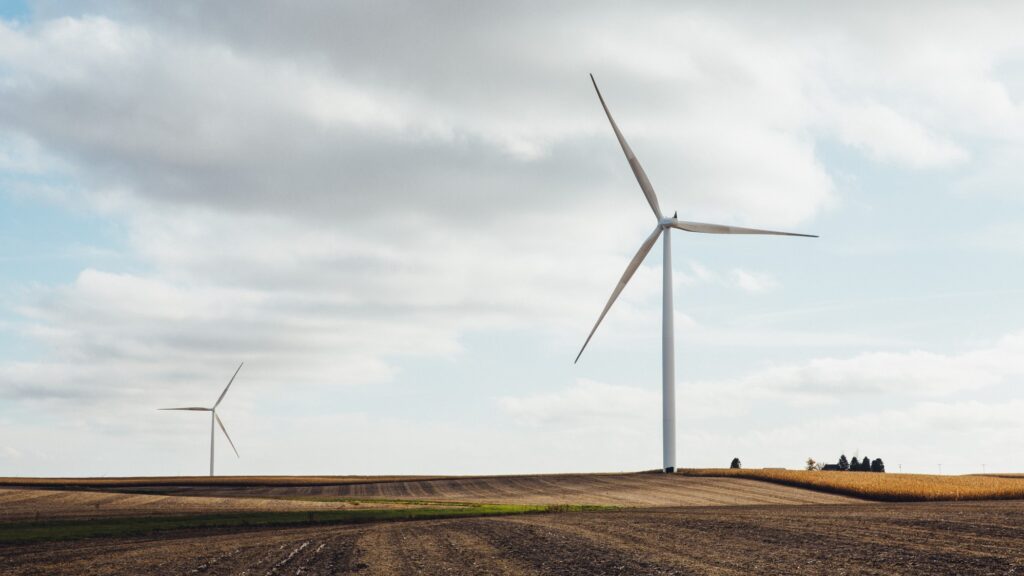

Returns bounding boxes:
[683,468,1024,501]
[142,473,862,507]
[5,501,1024,575]
[8,472,1024,575]
[0,475,444,490]
[0,487,423,522]
[0,474,857,524]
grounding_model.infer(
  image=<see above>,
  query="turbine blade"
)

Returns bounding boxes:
[575,225,662,363]
[590,74,663,220]
[671,220,818,238]
[215,413,239,458]
[158,407,211,411]
[214,362,244,408]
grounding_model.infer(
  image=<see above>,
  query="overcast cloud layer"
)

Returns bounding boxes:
[2,1,1024,476]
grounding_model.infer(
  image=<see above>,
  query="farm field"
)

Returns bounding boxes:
[0,487,428,522]
[6,472,1024,575]
[683,468,1024,501]
[5,500,1024,575]
[0,475,445,490]
[0,473,858,526]
[137,472,861,507]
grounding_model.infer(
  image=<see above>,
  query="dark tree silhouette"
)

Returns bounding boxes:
[850,456,860,471]
[838,454,849,471]
[860,456,872,472]
[871,458,885,473]
[730,457,741,469]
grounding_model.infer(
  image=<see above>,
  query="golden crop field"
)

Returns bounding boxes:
[682,468,1024,502]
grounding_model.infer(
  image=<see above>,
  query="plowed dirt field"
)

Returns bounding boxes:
[5,501,1024,575]
[0,487,418,522]
[150,473,861,506]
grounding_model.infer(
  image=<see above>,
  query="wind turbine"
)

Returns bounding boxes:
[576,75,817,473]
[159,363,243,476]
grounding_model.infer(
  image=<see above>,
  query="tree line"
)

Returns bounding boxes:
[806,455,885,472]
[727,455,885,472]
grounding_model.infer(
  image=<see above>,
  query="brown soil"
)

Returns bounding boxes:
[0,474,856,523]
[145,473,862,506]
[5,501,1024,575]
[0,475,444,489]
[0,487,418,522]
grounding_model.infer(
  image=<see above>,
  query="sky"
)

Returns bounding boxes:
[1,1,1023,477]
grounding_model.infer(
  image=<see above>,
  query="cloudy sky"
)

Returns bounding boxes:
[2,1,1023,477]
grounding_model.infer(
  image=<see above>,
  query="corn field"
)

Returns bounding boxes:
[683,468,1024,502]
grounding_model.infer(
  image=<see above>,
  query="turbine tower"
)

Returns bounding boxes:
[159,363,243,476]
[576,75,816,473]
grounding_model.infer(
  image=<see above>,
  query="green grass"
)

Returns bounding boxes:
[285,497,479,507]
[0,503,614,544]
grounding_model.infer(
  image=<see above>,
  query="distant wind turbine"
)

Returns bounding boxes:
[159,363,243,476]
[576,75,817,473]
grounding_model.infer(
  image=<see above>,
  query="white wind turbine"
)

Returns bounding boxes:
[576,75,817,473]
[159,363,243,476]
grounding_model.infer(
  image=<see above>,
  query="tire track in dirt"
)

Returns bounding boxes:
[6,502,1024,575]
[351,520,536,575]
[0,526,365,576]
[761,503,1024,562]
[449,517,684,575]
[496,509,868,576]
[502,505,1024,576]
[496,512,790,575]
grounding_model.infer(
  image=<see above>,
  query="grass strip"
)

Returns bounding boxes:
[284,497,480,507]
[0,504,613,544]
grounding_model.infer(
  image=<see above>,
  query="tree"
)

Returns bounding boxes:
[871,458,885,473]
[730,457,741,469]
[850,456,860,471]
[838,454,849,471]
[860,456,872,472]
[805,458,818,471]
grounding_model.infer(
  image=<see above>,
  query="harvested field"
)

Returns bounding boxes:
[683,468,1024,501]
[0,475,443,490]
[145,473,862,507]
[5,501,1024,575]
[0,487,422,522]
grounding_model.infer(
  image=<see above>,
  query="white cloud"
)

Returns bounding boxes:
[833,102,969,168]
[721,331,1024,402]
[512,331,1024,432]
[0,11,842,227]
[3,3,1024,475]
[678,261,778,293]
[730,269,779,293]
[953,146,1024,198]
[501,379,658,428]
